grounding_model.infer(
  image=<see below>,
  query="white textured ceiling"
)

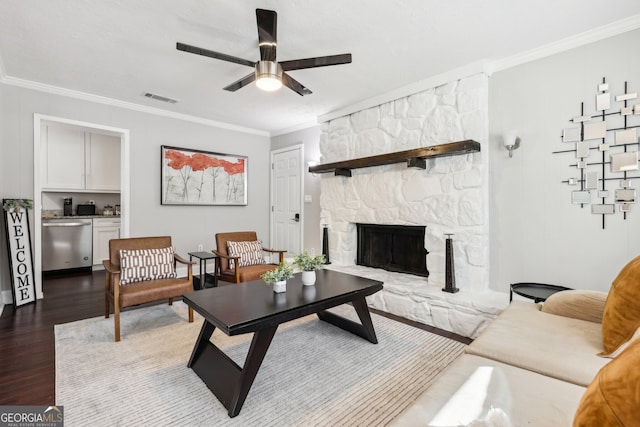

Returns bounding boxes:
[1,0,640,134]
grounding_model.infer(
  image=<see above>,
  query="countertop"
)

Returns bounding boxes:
[42,215,121,220]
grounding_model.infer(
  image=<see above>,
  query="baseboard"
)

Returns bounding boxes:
[1,289,13,305]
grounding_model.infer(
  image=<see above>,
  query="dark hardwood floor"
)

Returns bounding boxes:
[0,270,105,405]
[0,270,471,406]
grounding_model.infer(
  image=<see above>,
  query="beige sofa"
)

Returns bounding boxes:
[391,262,640,427]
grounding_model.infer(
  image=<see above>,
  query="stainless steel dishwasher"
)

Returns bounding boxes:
[42,218,93,271]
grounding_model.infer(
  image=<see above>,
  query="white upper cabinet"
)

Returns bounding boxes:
[41,124,120,192]
[41,124,86,190]
[86,133,121,191]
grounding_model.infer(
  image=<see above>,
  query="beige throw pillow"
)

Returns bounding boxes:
[119,246,177,285]
[541,290,607,323]
[227,240,266,269]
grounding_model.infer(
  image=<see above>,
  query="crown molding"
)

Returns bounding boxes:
[318,60,491,124]
[488,14,640,74]
[317,15,640,126]
[2,14,639,138]
[0,75,270,137]
[270,120,320,137]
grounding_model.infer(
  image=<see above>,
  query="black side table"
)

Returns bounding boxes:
[188,252,218,290]
[510,282,573,303]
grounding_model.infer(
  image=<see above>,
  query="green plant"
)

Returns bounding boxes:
[3,198,33,212]
[293,251,326,271]
[261,261,295,284]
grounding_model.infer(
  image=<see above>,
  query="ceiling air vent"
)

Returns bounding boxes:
[143,92,178,104]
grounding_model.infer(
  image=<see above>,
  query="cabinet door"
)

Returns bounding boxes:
[41,124,86,190]
[86,133,121,191]
[93,225,120,265]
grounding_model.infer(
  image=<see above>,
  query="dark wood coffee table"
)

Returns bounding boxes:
[182,269,384,418]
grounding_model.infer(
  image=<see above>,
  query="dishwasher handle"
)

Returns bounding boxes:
[42,222,91,227]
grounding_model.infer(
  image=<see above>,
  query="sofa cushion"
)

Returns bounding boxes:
[466,301,608,387]
[119,247,176,285]
[541,290,607,323]
[573,338,640,426]
[227,240,266,269]
[389,354,586,427]
[600,256,640,356]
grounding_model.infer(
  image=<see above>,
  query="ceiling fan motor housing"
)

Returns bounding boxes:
[256,61,283,80]
[255,61,283,91]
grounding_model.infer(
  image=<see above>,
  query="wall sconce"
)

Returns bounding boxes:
[503,131,520,158]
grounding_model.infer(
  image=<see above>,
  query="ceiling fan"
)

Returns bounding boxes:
[176,8,352,96]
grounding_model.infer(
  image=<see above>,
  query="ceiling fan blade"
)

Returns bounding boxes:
[256,9,277,62]
[176,42,255,68]
[282,73,312,96]
[223,72,257,92]
[280,53,352,71]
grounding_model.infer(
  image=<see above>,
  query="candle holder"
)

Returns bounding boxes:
[442,233,459,293]
[322,224,331,264]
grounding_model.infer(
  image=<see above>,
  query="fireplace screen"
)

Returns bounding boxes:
[356,223,429,277]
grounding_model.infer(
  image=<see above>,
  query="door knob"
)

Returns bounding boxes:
[292,213,300,222]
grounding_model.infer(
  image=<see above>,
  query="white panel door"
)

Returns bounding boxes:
[271,146,303,260]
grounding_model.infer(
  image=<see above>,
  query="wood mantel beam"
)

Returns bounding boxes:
[308,140,480,176]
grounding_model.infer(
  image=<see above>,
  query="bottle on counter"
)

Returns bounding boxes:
[103,205,114,216]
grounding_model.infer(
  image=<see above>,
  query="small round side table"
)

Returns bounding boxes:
[510,282,572,303]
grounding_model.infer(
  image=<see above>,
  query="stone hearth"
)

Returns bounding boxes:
[326,264,506,339]
[318,73,508,338]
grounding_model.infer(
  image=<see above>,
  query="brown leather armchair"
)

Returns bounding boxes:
[213,231,286,284]
[104,236,194,341]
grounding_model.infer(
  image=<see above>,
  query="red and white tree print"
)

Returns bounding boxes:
[162,147,246,205]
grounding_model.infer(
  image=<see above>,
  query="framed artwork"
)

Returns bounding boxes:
[161,145,247,206]
[3,200,37,307]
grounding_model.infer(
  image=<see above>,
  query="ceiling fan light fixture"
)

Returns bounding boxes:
[255,61,283,91]
[177,8,351,95]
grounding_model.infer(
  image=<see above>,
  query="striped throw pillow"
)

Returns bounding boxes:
[119,246,177,285]
[227,240,266,269]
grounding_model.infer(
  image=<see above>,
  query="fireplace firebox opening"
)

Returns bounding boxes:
[356,223,429,277]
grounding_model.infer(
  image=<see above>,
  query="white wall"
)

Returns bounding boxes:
[0,83,271,299]
[489,29,640,292]
[270,126,323,255]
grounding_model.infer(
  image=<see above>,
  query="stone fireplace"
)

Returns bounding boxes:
[318,73,507,338]
[356,223,429,277]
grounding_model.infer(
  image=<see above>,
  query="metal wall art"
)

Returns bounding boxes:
[554,78,640,229]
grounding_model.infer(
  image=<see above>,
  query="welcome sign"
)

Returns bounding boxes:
[3,200,36,307]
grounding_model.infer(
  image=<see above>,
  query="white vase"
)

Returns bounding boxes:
[301,270,316,286]
[273,280,287,293]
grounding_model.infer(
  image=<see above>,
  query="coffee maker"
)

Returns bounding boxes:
[63,197,73,216]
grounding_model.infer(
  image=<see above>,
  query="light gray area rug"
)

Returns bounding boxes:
[55,302,466,426]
